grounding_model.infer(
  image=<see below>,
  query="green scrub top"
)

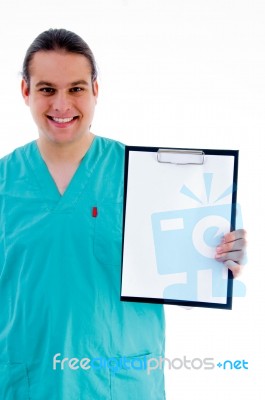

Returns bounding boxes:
[0,136,165,400]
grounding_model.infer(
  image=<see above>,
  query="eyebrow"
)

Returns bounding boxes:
[35,80,90,88]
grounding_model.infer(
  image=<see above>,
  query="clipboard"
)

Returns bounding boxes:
[121,146,239,310]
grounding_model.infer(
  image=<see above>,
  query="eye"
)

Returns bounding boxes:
[39,87,55,95]
[69,87,84,93]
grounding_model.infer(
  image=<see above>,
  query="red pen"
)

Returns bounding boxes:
[92,207,98,218]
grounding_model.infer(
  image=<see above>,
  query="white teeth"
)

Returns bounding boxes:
[51,117,74,123]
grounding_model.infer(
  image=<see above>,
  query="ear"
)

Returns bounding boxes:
[21,79,30,105]
[92,80,99,100]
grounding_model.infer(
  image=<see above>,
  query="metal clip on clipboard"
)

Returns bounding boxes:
[157,149,205,165]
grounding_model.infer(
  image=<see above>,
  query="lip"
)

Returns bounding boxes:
[46,115,79,128]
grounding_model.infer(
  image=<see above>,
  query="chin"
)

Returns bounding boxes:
[45,131,82,145]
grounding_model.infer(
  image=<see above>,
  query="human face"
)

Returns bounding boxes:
[21,51,98,146]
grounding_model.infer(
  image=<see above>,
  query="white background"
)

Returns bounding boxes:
[0,1,264,398]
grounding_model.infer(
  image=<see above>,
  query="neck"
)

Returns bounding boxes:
[37,133,95,165]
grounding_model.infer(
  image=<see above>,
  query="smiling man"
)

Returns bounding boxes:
[21,46,99,195]
[0,29,246,400]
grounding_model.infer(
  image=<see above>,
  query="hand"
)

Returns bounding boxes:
[215,229,247,278]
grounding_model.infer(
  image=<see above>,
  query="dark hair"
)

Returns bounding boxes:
[22,28,98,90]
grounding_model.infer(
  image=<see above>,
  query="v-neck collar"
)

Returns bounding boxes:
[22,136,104,213]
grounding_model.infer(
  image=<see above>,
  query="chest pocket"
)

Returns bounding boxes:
[94,202,123,266]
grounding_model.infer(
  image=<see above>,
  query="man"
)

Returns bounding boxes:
[0,28,246,399]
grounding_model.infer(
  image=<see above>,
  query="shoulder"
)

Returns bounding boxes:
[0,141,34,182]
[95,135,125,151]
[95,135,125,161]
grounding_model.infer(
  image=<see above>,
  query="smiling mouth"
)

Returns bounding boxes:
[47,116,79,124]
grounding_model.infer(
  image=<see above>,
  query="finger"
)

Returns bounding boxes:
[224,260,243,278]
[215,249,244,263]
[223,229,247,244]
[216,238,246,254]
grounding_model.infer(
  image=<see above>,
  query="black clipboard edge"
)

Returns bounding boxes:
[121,146,239,311]
[121,294,233,310]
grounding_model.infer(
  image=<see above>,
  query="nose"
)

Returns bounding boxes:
[52,91,71,113]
